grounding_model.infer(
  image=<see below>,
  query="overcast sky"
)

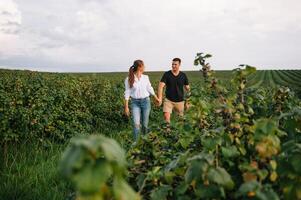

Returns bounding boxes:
[0,0,301,72]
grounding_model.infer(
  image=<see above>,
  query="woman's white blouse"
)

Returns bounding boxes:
[124,74,155,100]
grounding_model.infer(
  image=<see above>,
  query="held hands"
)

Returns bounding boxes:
[158,98,162,106]
[154,96,162,107]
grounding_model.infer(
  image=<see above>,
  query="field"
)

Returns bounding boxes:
[1,68,301,200]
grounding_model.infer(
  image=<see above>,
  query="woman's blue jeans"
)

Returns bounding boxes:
[131,97,151,141]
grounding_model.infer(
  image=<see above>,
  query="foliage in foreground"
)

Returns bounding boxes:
[60,135,140,200]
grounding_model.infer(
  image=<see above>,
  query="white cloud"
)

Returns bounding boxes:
[0,0,300,72]
[0,0,22,58]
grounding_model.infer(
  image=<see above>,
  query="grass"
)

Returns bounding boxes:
[0,142,73,200]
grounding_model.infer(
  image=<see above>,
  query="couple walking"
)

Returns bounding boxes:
[124,58,190,141]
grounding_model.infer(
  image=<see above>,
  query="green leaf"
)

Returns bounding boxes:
[221,146,240,158]
[136,174,147,190]
[195,184,225,199]
[99,136,127,167]
[188,152,215,165]
[291,154,301,174]
[113,177,140,200]
[236,181,261,197]
[245,65,256,75]
[277,129,287,137]
[254,118,278,139]
[202,137,221,151]
[257,169,269,181]
[179,135,194,149]
[207,167,234,190]
[165,159,179,172]
[175,182,189,195]
[256,185,280,200]
[73,159,112,194]
[175,195,191,200]
[203,54,212,58]
[59,146,85,177]
[238,145,247,155]
[185,160,206,183]
[236,181,279,200]
[164,171,175,184]
[150,185,172,200]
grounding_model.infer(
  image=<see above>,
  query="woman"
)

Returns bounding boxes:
[124,60,159,142]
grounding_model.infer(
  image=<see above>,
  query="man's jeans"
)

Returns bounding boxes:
[131,97,151,141]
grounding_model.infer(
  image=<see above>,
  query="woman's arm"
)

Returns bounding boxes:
[124,78,131,116]
[124,99,130,116]
[153,94,159,102]
[146,76,159,102]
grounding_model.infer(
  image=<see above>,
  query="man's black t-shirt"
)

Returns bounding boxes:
[160,70,189,102]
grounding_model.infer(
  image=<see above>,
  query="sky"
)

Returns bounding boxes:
[0,0,301,72]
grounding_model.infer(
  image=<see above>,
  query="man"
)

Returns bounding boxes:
[158,58,190,124]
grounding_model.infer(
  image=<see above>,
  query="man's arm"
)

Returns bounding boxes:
[184,84,191,101]
[184,84,190,93]
[157,82,165,106]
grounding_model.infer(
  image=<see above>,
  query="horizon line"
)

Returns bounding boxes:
[0,66,301,73]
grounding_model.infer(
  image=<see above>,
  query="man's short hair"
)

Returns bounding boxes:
[172,58,181,64]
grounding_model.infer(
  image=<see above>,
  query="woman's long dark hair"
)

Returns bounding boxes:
[129,60,144,88]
